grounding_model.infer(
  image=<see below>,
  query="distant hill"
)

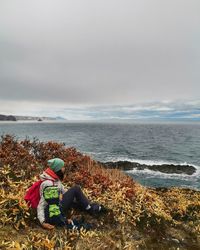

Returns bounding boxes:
[15,115,56,121]
[0,114,58,121]
[0,114,16,121]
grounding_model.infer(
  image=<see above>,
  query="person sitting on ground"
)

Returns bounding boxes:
[37,158,107,230]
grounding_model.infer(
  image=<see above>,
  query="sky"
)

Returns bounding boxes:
[0,0,200,120]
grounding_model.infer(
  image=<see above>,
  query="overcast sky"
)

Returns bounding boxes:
[0,0,200,119]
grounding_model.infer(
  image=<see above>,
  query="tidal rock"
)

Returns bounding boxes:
[100,161,196,175]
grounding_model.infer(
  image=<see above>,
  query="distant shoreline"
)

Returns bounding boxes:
[1,119,200,124]
[0,114,66,122]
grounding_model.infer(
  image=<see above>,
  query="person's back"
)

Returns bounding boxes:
[37,167,66,228]
[37,158,66,229]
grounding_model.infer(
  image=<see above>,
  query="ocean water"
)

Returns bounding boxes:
[0,121,200,190]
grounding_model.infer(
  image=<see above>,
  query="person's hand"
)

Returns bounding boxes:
[41,222,55,230]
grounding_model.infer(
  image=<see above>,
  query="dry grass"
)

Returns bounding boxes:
[0,135,199,249]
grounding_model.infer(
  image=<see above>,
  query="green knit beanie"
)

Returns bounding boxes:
[47,158,65,172]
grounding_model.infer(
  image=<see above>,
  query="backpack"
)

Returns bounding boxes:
[24,179,54,209]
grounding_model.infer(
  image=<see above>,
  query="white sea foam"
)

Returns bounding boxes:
[126,167,200,180]
[83,151,108,155]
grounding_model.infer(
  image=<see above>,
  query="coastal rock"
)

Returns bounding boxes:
[100,161,196,175]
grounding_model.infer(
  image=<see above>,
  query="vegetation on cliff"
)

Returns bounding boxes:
[0,135,199,249]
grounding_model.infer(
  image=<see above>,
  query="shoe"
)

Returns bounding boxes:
[66,218,93,231]
[86,203,100,215]
[99,204,109,214]
[66,220,78,230]
[87,203,109,216]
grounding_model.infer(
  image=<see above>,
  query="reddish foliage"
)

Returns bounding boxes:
[0,134,136,200]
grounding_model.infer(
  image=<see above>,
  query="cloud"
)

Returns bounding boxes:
[0,0,200,107]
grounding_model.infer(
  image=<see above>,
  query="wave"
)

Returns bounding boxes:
[126,167,200,180]
[83,151,109,155]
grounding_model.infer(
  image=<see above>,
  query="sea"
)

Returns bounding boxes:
[0,121,200,190]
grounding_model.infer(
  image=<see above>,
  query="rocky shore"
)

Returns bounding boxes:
[100,160,196,175]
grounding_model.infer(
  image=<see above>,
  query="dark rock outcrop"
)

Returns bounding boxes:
[100,160,196,175]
